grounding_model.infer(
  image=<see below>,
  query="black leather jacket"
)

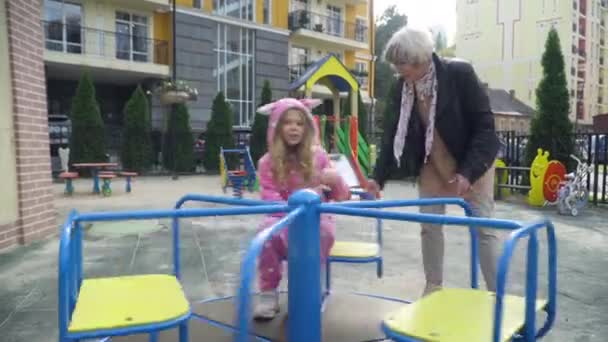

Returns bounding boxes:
[373,54,499,189]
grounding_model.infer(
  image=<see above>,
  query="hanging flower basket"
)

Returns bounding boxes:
[160,90,191,104]
[154,79,198,105]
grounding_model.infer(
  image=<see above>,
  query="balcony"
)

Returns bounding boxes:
[43,21,170,83]
[288,10,369,50]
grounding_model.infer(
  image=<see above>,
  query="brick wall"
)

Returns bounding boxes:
[1,0,56,250]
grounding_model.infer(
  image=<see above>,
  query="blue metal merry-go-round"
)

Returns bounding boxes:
[57,189,557,342]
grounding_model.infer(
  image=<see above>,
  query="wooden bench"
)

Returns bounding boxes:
[98,173,116,196]
[119,171,138,193]
[58,172,79,195]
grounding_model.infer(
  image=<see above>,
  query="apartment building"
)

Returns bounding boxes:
[455,0,608,129]
[42,0,375,137]
[287,0,375,104]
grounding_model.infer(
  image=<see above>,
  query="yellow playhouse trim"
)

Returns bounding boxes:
[299,54,359,150]
[304,55,359,95]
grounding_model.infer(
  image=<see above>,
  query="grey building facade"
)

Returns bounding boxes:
[152,9,289,133]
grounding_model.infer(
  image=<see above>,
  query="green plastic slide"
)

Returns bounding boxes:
[335,124,369,177]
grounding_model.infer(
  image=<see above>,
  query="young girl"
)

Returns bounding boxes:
[254,97,351,320]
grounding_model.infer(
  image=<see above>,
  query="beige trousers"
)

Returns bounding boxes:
[418,160,500,295]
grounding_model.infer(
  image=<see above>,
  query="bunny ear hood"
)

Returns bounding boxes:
[259,98,322,149]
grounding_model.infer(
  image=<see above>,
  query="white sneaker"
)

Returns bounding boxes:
[253,290,280,321]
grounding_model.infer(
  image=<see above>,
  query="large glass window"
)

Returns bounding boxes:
[44,0,83,53]
[115,12,150,62]
[355,18,367,42]
[326,5,342,36]
[354,61,368,90]
[263,0,271,24]
[214,0,254,21]
[289,46,310,81]
[214,23,255,127]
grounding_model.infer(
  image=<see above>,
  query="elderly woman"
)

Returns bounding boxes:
[367,26,501,296]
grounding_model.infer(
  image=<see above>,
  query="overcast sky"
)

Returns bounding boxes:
[373,0,457,45]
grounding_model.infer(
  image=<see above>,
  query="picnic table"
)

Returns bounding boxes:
[72,163,118,194]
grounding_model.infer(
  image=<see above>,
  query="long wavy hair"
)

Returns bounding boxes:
[270,108,315,186]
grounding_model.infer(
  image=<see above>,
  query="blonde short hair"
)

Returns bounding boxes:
[383,26,434,65]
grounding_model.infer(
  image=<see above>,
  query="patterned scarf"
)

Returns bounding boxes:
[393,61,438,167]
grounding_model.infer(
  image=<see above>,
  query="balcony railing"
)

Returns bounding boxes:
[288,10,368,43]
[43,21,169,65]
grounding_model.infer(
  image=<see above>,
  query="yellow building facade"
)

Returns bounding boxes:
[456,0,608,127]
[42,0,375,153]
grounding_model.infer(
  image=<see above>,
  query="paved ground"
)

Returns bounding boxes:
[0,175,607,341]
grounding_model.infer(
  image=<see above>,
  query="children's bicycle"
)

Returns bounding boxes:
[557,154,592,216]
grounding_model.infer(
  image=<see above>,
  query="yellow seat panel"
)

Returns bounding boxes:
[383,288,547,342]
[69,274,190,333]
[330,241,379,259]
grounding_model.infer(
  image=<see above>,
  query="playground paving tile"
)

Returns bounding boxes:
[0,175,606,341]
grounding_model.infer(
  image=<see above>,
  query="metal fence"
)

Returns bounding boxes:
[497,131,608,205]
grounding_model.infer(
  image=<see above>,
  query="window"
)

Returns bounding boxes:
[355,18,367,42]
[193,0,202,8]
[263,0,271,24]
[354,61,368,89]
[214,23,255,127]
[116,12,149,62]
[289,46,310,81]
[214,0,254,21]
[290,46,309,65]
[326,5,342,36]
[291,0,308,12]
[44,0,83,53]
